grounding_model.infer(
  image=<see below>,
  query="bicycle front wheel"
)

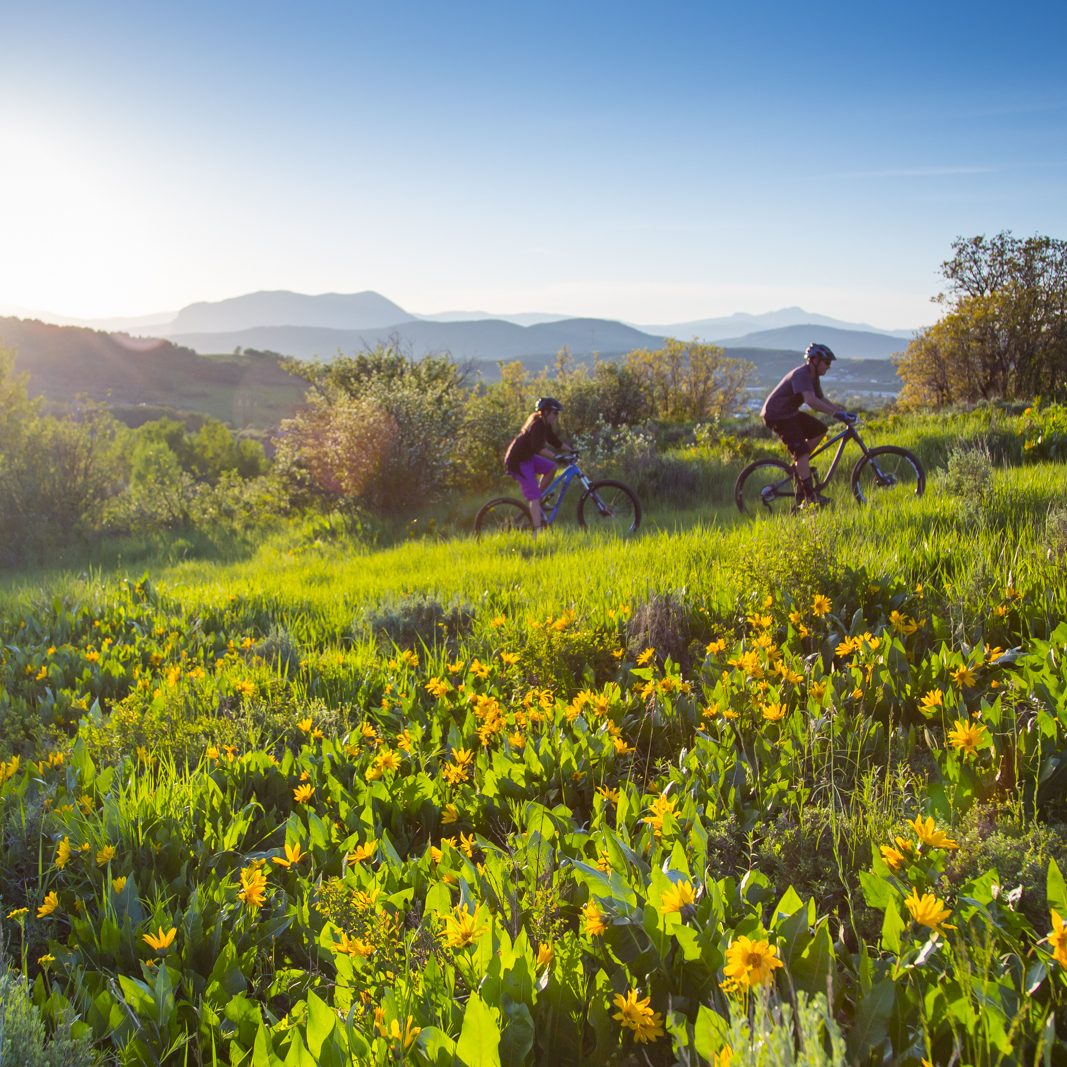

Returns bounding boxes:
[850,446,925,503]
[474,497,533,535]
[577,480,641,534]
[735,459,795,515]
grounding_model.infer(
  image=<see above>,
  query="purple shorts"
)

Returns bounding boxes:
[509,455,556,501]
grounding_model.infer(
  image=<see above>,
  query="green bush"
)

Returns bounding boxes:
[361,593,475,653]
[0,967,97,1067]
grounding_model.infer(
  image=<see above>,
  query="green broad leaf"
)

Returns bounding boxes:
[846,977,895,1062]
[693,1004,729,1062]
[208,942,247,999]
[500,1001,535,1065]
[672,921,702,962]
[283,1029,318,1067]
[456,993,501,1067]
[881,897,904,955]
[424,878,454,918]
[791,920,834,996]
[667,840,692,878]
[151,963,176,1029]
[116,974,154,1019]
[771,884,806,924]
[1026,960,1047,996]
[420,1026,458,1066]
[859,869,897,910]
[305,990,336,1059]
[306,811,330,850]
[1047,857,1067,914]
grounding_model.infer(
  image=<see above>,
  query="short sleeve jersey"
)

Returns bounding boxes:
[760,363,824,423]
[504,416,562,472]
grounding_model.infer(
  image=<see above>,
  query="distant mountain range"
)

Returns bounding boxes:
[0,290,917,426]
[3,290,918,362]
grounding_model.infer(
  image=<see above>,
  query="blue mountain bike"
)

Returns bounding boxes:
[474,452,641,535]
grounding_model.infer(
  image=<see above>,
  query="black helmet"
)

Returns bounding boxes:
[805,342,836,363]
[536,397,563,413]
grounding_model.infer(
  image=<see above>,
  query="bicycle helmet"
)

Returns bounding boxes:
[535,397,563,413]
[805,343,836,363]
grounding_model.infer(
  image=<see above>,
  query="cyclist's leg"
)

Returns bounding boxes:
[772,415,826,503]
[513,457,554,531]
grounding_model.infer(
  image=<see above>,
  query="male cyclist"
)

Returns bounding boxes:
[760,343,856,507]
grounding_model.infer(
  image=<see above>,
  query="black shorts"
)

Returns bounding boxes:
[766,413,827,458]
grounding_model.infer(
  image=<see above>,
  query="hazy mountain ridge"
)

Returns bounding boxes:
[713,324,911,360]
[167,317,669,362]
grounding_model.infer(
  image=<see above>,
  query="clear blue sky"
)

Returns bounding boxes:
[1,0,1064,329]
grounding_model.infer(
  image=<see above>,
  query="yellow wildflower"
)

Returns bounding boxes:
[904,887,954,932]
[911,815,959,850]
[721,935,784,991]
[440,903,487,950]
[612,988,665,1044]
[37,891,60,918]
[1048,910,1067,968]
[272,841,306,868]
[143,926,177,951]
[238,864,268,909]
[947,718,987,758]
[661,881,696,915]
[582,900,608,936]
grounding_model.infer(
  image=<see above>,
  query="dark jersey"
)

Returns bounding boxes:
[760,363,824,423]
[504,415,562,472]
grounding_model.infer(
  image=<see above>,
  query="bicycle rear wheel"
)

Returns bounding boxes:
[577,480,641,534]
[474,497,533,535]
[850,446,925,503]
[735,459,795,515]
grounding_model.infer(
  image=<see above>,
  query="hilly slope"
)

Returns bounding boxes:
[0,317,307,427]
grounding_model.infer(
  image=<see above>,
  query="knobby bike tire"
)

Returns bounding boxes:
[473,497,533,535]
[577,480,642,534]
[734,459,795,515]
[850,446,926,503]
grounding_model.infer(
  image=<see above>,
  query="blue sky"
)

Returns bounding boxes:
[1,0,1065,329]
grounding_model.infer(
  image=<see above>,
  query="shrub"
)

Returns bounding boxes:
[626,593,692,670]
[944,803,1067,931]
[1046,504,1067,560]
[0,967,97,1067]
[945,440,995,506]
[625,452,702,505]
[361,594,475,653]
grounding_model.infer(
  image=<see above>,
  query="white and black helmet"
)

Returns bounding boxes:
[805,343,836,363]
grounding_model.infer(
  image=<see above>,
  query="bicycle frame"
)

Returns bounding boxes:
[807,423,872,488]
[537,460,594,525]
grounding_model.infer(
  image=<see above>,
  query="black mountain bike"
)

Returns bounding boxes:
[475,452,641,535]
[735,420,925,514]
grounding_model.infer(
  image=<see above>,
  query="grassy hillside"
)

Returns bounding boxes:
[0,316,308,428]
[1,426,1065,1065]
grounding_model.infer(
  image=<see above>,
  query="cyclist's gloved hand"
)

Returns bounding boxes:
[835,411,858,425]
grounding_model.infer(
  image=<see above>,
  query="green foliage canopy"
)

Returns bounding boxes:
[897,231,1067,406]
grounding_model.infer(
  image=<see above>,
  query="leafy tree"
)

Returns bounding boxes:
[0,350,123,563]
[897,231,1067,406]
[279,345,467,513]
[623,338,754,421]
